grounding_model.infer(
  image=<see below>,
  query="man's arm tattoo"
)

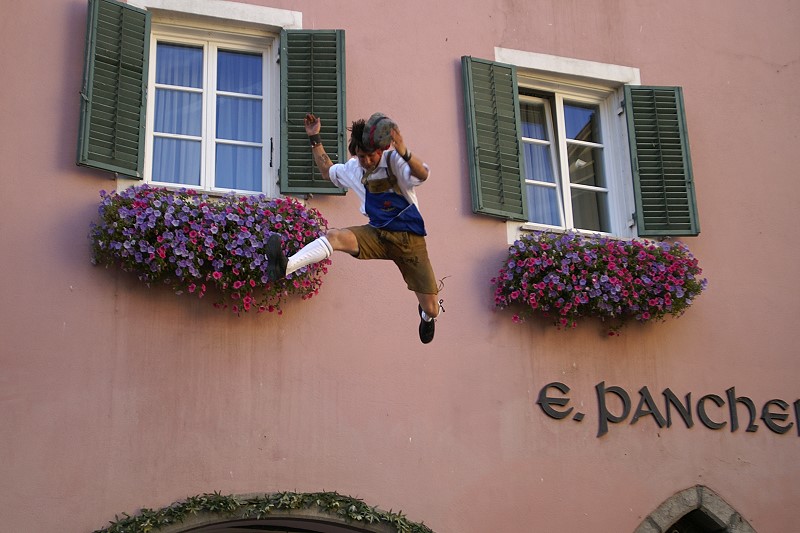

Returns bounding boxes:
[315,152,331,168]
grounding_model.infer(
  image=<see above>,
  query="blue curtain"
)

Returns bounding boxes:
[215,50,262,191]
[216,96,261,143]
[153,138,201,185]
[156,43,203,87]
[521,102,561,226]
[215,145,260,191]
[154,89,201,136]
[152,44,263,191]
[153,43,203,185]
[217,50,262,95]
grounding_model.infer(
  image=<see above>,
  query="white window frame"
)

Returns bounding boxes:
[520,85,612,233]
[146,25,273,194]
[494,48,642,243]
[120,0,302,197]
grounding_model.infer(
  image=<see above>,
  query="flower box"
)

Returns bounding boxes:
[492,231,707,332]
[90,185,330,314]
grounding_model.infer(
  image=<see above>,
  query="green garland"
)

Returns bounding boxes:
[95,491,436,533]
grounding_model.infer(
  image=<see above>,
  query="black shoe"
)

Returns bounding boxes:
[418,305,435,344]
[265,234,288,282]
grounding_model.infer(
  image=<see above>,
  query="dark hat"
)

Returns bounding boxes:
[362,112,396,151]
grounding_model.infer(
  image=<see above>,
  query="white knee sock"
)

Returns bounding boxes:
[286,236,333,276]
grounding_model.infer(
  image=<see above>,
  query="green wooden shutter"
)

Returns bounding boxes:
[280,29,346,195]
[461,56,527,221]
[625,86,699,236]
[77,0,150,178]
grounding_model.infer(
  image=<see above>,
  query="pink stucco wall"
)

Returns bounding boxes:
[1,1,798,531]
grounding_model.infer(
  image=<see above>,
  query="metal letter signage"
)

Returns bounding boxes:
[536,382,573,419]
[536,382,800,438]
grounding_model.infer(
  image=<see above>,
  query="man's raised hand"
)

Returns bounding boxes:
[304,113,321,136]
[389,126,407,156]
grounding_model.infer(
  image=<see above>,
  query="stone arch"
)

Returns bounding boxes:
[634,485,756,533]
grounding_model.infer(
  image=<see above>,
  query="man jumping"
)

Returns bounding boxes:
[265,112,442,343]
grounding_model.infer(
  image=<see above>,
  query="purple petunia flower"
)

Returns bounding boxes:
[90,185,330,314]
[491,230,706,331]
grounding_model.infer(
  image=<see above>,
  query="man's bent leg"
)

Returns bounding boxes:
[288,227,362,274]
[266,228,361,282]
[285,236,333,276]
[324,228,360,255]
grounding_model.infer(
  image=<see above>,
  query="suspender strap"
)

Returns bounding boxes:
[362,150,400,193]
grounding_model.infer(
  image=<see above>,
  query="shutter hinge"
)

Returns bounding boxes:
[269,137,273,168]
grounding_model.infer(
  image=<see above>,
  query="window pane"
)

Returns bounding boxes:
[564,103,600,142]
[154,88,202,136]
[152,137,201,186]
[568,143,605,188]
[215,144,261,191]
[527,184,562,226]
[571,188,609,232]
[156,43,203,88]
[520,102,549,141]
[523,143,556,184]
[216,96,262,142]
[217,50,262,95]
[520,99,562,226]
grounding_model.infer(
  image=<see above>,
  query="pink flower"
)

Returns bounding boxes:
[490,230,705,331]
[91,184,331,316]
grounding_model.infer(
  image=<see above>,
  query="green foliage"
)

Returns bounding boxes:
[94,491,435,533]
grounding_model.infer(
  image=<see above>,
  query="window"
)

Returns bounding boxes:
[147,30,270,194]
[519,89,611,233]
[461,51,699,238]
[78,0,347,197]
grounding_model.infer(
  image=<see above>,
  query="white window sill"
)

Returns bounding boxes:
[506,221,637,245]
